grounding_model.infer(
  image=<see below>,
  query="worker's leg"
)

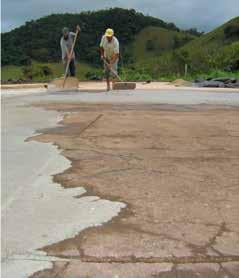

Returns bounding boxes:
[110,61,119,90]
[106,77,110,91]
[69,59,76,77]
[104,62,111,91]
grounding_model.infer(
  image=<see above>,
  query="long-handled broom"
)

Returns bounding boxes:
[103,58,136,90]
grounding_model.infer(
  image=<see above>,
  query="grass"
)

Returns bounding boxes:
[48,62,99,81]
[156,71,239,82]
[1,61,99,82]
[122,68,239,82]
[1,62,238,83]
[1,65,24,81]
[194,70,239,80]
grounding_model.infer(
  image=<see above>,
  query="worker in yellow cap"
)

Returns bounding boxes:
[100,28,120,91]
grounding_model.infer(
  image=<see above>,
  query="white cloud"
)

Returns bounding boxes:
[1,0,239,32]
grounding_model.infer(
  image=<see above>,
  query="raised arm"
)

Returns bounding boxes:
[70,25,81,37]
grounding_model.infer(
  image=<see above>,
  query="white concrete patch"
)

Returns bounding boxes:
[1,94,125,278]
[21,89,239,106]
[1,88,46,98]
[3,251,69,278]
[3,259,52,278]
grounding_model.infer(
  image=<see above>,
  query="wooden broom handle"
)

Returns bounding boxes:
[103,58,122,81]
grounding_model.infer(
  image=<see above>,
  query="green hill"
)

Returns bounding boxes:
[180,16,239,72]
[135,17,239,78]
[184,17,239,50]
[128,26,195,62]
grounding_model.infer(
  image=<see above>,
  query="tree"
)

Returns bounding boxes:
[224,24,239,39]
[185,28,204,37]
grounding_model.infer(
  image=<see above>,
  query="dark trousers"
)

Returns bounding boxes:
[65,59,76,77]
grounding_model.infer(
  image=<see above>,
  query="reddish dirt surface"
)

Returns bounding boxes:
[30,103,239,277]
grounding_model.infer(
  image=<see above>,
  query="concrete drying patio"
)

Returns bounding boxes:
[2,87,239,277]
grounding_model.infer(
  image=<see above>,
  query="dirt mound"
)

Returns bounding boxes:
[171,79,192,87]
[48,77,79,89]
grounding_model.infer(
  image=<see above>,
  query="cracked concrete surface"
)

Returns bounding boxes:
[28,102,239,277]
[2,88,239,277]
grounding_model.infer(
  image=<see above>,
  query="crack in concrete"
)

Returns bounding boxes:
[119,224,204,256]
[41,255,239,264]
[76,167,163,180]
[5,255,239,265]
[79,167,145,179]
[73,114,103,138]
[219,263,235,278]
[205,222,229,256]
[53,261,70,278]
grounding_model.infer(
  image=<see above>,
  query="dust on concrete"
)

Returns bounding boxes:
[30,103,239,277]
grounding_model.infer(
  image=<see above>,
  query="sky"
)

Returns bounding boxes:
[1,0,239,33]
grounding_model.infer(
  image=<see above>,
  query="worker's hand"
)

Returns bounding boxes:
[109,60,115,66]
[100,55,104,61]
[76,25,81,32]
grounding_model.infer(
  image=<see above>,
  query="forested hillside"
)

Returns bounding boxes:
[2,8,192,66]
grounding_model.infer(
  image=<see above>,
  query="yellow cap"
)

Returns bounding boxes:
[105,28,114,37]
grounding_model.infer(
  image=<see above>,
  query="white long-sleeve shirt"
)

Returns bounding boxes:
[60,32,76,61]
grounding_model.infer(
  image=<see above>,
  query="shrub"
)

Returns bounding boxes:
[224,24,239,39]
[22,64,53,80]
[85,70,102,80]
[145,40,155,51]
